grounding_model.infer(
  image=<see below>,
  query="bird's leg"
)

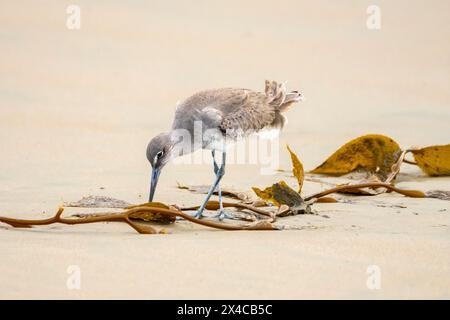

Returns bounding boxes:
[211,150,223,212]
[212,150,220,175]
[194,151,226,219]
[210,151,235,220]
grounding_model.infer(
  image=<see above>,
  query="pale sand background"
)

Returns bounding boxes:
[0,0,449,299]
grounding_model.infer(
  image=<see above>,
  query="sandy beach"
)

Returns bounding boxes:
[0,0,449,299]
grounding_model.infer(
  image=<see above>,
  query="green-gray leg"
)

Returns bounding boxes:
[194,151,226,219]
[210,151,235,220]
[212,150,224,211]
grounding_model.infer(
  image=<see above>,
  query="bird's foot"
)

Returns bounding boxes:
[193,210,207,219]
[211,209,235,221]
[192,208,234,221]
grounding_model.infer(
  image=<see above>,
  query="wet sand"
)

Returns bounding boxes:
[0,0,449,299]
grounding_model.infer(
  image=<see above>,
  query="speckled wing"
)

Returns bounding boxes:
[173,81,302,139]
[217,89,277,137]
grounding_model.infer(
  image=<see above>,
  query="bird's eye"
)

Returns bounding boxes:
[156,151,164,159]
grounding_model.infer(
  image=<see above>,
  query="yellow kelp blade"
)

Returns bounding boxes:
[411,144,450,176]
[252,181,303,208]
[126,202,176,224]
[287,145,305,193]
[310,134,401,180]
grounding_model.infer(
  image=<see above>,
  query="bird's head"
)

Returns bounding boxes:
[146,132,174,202]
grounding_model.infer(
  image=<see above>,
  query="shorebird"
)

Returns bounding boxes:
[146,80,303,219]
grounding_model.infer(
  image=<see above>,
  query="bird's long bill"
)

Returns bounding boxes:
[149,167,161,202]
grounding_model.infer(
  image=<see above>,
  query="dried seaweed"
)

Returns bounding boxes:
[64,195,132,208]
[425,190,450,201]
[1,135,448,235]
[253,145,429,210]
[176,182,251,202]
[410,144,450,176]
[0,201,279,234]
[310,134,402,180]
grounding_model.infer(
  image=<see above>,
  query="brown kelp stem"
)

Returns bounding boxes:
[0,204,277,234]
[127,206,275,230]
[0,207,158,234]
[385,149,409,184]
[304,182,425,201]
[180,200,274,218]
[403,159,418,165]
[402,148,421,165]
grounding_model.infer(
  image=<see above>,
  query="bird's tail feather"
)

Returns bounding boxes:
[264,80,303,112]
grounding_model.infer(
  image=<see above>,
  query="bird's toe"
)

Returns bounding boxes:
[214,209,236,221]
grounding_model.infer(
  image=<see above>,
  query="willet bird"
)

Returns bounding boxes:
[146,80,303,219]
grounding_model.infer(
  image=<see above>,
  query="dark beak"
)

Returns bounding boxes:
[149,167,161,202]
